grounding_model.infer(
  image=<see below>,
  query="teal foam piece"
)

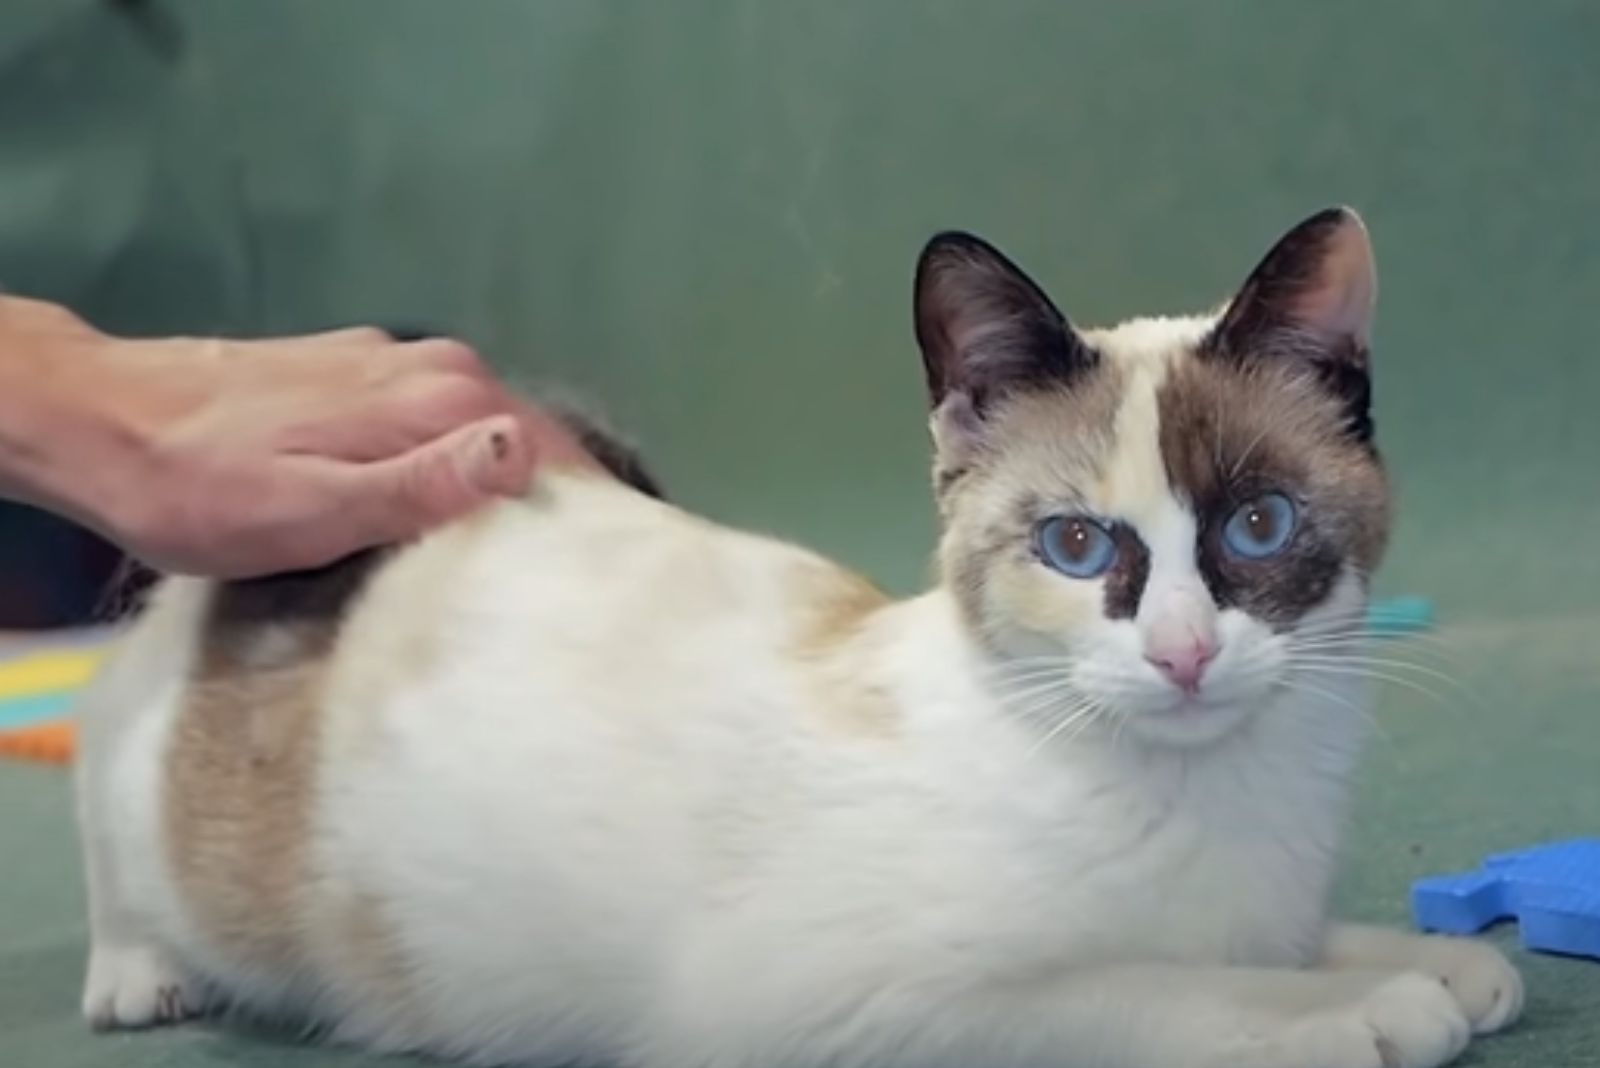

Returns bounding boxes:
[1367,595,1434,637]
[0,692,75,731]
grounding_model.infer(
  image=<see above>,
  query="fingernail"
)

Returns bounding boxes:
[461,420,522,494]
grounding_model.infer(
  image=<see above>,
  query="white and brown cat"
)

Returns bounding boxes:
[74,208,1521,1068]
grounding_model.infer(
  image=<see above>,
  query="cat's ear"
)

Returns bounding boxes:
[1207,207,1376,439]
[1210,207,1376,362]
[914,232,1097,420]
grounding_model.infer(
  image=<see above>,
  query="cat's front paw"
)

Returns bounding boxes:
[1402,936,1523,1035]
[81,942,202,1031]
[1286,972,1470,1068]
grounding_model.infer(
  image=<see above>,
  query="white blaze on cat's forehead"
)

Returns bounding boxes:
[1083,315,1213,533]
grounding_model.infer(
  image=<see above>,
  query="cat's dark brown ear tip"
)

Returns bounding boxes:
[1308,205,1364,228]
[917,230,1003,266]
[1248,207,1362,266]
[912,229,1093,410]
[914,231,1001,399]
[1290,206,1373,262]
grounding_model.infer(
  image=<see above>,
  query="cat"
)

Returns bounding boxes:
[74,207,1522,1068]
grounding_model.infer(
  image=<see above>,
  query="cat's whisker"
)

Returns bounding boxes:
[990,650,1096,666]
[1011,692,1089,726]
[986,673,1081,702]
[1283,640,1464,675]
[1287,631,1462,659]
[1025,714,1100,746]
[993,675,1084,710]
[1059,703,1113,748]
[1276,677,1393,749]
[1290,624,1458,647]
[1228,413,1282,482]
[981,667,1067,688]
[982,655,1077,672]
[1058,703,1111,749]
[1280,659,1470,709]
[1108,706,1133,751]
[985,663,1077,686]
[991,680,1076,707]
[1280,663,1463,712]
[1025,700,1107,758]
[997,675,1082,712]
[981,660,1081,687]
[1293,619,1463,653]
[1011,686,1098,726]
[1279,653,1465,691]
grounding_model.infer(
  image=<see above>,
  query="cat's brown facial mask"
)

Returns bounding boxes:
[922,208,1390,747]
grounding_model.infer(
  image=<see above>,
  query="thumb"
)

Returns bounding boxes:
[345,415,533,544]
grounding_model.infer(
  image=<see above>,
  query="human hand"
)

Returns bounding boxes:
[0,297,601,577]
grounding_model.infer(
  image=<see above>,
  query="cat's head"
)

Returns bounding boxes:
[919,208,1389,747]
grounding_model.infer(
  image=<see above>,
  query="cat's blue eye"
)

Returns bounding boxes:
[1221,493,1298,560]
[1035,516,1118,579]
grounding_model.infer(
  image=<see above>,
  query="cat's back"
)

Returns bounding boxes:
[318,469,897,825]
[334,470,875,720]
[183,468,876,792]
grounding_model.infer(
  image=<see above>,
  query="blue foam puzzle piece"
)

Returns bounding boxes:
[1413,839,1600,959]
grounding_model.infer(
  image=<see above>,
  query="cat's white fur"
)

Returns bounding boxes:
[76,309,1522,1068]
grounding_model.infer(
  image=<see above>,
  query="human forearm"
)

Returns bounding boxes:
[0,296,136,530]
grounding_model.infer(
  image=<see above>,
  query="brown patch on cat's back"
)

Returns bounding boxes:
[785,558,898,737]
[164,550,400,980]
[792,561,889,651]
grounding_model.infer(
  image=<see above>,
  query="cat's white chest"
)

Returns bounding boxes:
[862,605,1350,981]
[915,721,1345,977]
[1066,797,1331,968]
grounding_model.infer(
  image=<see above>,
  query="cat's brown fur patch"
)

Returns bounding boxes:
[317,887,419,1022]
[787,560,896,736]
[793,561,890,651]
[164,552,399,980]
[165,626,326,973]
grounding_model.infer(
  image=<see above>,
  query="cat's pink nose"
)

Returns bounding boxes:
[1145,640,1218,696]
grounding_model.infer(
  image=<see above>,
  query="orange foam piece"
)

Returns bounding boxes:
[0,720,76,764]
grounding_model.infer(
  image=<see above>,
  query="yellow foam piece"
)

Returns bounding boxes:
[0,650,104,699]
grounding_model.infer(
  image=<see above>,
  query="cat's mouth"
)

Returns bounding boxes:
[1119,685,1268,748]
[1131,705,1256,748]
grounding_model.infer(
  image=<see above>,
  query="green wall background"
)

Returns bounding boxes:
[1,4,1598,1065]
[3,0,1597,608]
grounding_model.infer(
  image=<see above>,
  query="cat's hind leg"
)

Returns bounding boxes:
[78,735,207,1030]
[81,939,200,1031]
[74,584,211,1030]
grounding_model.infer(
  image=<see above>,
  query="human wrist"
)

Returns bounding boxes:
[0,312,150,538]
